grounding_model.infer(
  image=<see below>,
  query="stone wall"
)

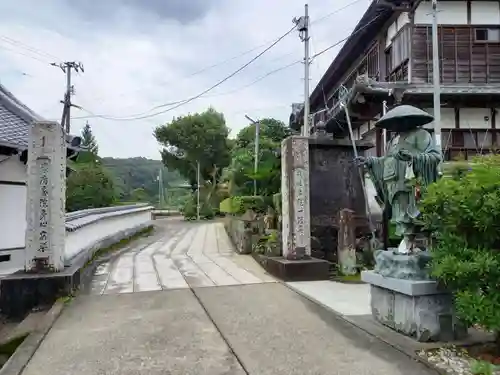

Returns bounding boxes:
[308,138,374,262]
[224,217,254,255]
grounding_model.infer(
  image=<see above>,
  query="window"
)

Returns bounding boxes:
[387,27,410,73]
[475,28,500,43]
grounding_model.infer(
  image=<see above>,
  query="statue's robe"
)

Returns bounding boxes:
[365,128,441,236]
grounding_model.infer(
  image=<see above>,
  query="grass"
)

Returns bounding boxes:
[0,334,29,357]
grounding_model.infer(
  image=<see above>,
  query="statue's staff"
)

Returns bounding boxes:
[338,85,377,250]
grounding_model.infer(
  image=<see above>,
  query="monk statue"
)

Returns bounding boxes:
[356,105,442,255]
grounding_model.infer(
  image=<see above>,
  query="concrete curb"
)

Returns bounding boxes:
[0,301,65,375]
[284,283,444,375]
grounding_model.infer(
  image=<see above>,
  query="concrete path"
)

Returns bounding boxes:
[21,220,435,375]
[90,220,275,294]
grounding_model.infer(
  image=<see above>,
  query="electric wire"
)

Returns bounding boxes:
[72,26,296,121]
[74,10,384,122]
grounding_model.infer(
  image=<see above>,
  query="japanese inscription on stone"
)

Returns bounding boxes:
[294,168,306,248]
[36,157,50,255]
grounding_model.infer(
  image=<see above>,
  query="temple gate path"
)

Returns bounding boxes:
[20,219,435,375]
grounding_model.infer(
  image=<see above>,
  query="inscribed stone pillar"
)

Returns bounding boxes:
[281,136,311,260]
[25,121,66,272]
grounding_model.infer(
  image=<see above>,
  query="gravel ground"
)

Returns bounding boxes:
[418,347,500,375]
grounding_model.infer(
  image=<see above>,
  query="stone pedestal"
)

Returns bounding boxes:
[281,136,311,260]
[24,121,66,272]
[361,270,467,342]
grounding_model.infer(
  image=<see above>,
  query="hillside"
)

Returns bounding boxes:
[101,157,186,203]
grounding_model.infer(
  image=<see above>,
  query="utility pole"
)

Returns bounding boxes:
[158,167,164,208]
[245,114,260,196]
[196,161,200,221]
[294,4,310,137]
[431,0,442,151]
[51,61,84,134]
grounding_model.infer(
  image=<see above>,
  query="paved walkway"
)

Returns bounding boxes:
[21,220,434,375]
[90,220,275,294]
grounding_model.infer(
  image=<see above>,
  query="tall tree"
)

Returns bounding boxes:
[226,118,288,196]
[154,108,231,190]
[66,164,118,212]
[235,118,292,149]
[77,122,99,164]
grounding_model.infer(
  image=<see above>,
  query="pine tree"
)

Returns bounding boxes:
[77,122,99,164]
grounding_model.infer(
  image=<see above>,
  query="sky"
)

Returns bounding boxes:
[0,0,370,159]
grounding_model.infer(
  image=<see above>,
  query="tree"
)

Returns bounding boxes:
[130,187,149,202]
[77,122,99,164]
[226,118,287,196]
[154,108,231,190]
[420,156,500,347]
[66,163,118,212]
[235,118,292,149]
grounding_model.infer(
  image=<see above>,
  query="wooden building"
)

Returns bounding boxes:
[290,0,500,160]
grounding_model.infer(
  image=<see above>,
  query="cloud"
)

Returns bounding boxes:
[0,0,370,159]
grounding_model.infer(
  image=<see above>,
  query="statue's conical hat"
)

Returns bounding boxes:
[375,105,434,131]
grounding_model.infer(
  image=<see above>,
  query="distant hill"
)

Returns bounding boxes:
[101,157,185,202]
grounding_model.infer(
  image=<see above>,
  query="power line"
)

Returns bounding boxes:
[73,26,296,121]
[72,60,301,120]
[0,44,51,64]
[74,11,384,122]
[0,35,60,61]
[311,12,383,59]
[80,0,365,104]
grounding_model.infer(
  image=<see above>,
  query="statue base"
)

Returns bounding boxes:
[361,270,467,342]
[374,249,432,280]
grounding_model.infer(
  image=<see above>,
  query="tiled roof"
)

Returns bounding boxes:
[0,83,42,150]
[0,83,79,151]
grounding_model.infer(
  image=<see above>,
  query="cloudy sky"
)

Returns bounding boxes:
[0,0,370,159]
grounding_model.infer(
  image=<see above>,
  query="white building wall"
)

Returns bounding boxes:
[471,1,500,24]
[423,108,493,130]
[415,1,467,24]
[415,1,498,25]
[461,108,492,129]
[0,157,27,251]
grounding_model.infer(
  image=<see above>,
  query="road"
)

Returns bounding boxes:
[21,219,434,375]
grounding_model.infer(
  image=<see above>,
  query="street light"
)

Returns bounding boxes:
[245,114,260,196]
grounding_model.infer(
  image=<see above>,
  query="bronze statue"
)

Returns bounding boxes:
[356,105,442,254]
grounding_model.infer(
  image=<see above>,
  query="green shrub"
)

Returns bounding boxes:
[420,155,500,337]
[181,199,197,220]
[200,204,215,220]
[219,195,267,215]
[239,195,266,213]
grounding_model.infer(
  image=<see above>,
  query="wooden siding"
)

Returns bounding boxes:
[324,42,379,110]
[412,25,500,84]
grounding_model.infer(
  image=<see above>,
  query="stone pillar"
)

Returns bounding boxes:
[25,121,66,272]
[281,136,311,260]
[337,209,356,275]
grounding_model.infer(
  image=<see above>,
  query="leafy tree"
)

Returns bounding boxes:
[154,108,231,191]
[130,187,149,202]
[235,118,292,149]
[226,118,287,197]
[420,156,500,346]
[76,122,99,164]
[66,163,118,212]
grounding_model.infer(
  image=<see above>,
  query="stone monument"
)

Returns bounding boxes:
[25,121,66,272]
[360,105,467,342]
[261,135,329,281]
